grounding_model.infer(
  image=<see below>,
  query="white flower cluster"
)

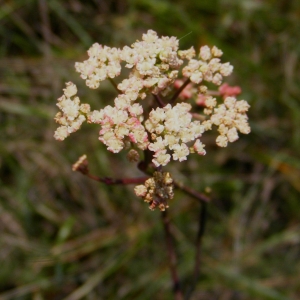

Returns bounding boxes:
[55,30,251,170]
[182,45,233,86]
[203,96,250,147]
[120,30,183,98]
[88,99,149,153]
[75,44,121,89]
[54,82,90,141]
[134,171,174,211]
[145,102,206,166]
[76,30,183,100]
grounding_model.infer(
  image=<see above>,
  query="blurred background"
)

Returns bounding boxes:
[0,0,300,299]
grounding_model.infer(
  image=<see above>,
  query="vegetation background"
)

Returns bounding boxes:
[0,0,300,299]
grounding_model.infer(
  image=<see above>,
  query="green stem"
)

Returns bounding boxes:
[108,78,120,93]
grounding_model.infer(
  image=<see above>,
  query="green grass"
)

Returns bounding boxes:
[1,0,300,299]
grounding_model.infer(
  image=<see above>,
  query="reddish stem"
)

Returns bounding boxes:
[86,173,148,185]
[174,181,210,203]
[153,93,166,107]
[161,210,184,300]
[170,78,191,104]
[185,202,207,299]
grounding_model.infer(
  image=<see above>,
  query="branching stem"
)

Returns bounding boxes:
[73,153,210,299]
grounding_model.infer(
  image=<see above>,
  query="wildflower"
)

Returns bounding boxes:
[55,30,252,210]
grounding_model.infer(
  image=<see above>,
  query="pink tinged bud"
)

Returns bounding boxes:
[194,139,206,155]
[196,94,206,106]
[219,83,242,97]
[174,79,184,89]
[128,132,137,143]
[99,127,110,135]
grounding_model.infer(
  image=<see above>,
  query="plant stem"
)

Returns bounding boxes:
[170,78,191,104]
[206,90,220,96]
[153,93,166,107]
[161,210,184,300]
[108,77,120,93]
[185,202,207,299]
[84,172,148,185]
[174,181,210,203]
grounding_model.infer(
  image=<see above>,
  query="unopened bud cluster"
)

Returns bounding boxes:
[55,30,251,210]
[134,171,174,211]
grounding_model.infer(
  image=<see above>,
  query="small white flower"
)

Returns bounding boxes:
[54,126,69,141]
[205,96,217,108]
[216,135,228,147]
[148,136,166,152]
[193,139,206,155]
[220,62,233,76]
[199,45,211,61]
[152,150,171,167]
[172,143,189,162]
[227,127,239,142]
[211,46,223,57]
[63,82,77,98]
